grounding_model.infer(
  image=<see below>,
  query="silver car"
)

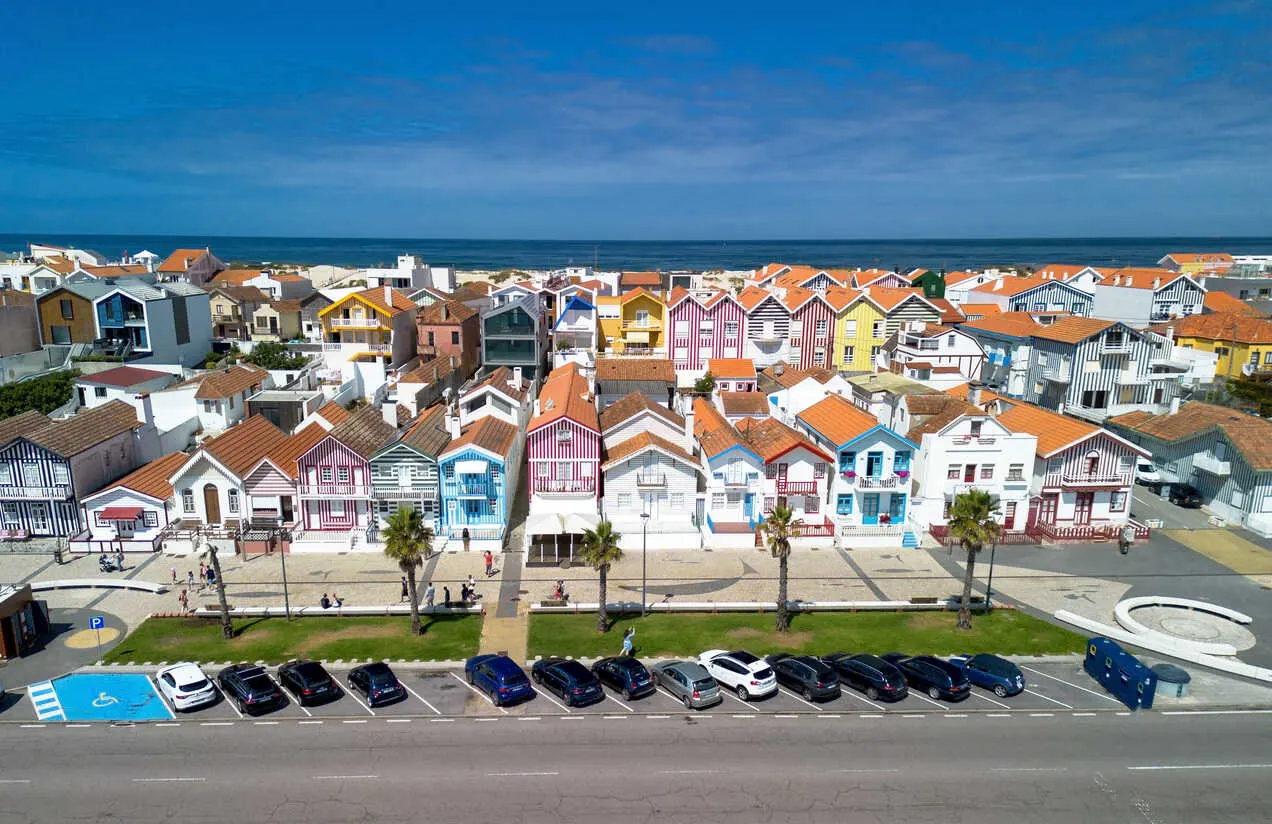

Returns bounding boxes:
[651,660,721,710]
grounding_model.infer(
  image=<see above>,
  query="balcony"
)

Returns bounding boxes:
[297,483,372,497]
[1118,372,1149,385]
[535,477,596,495]
[752,328,785,342]
[792,518,836,538]
[416,344,437,356]
[1041,366,1072,383]
[776,480,818,495]
[900,337,940,351]
[721,474,759,488]
[212,313,241,324]
[853,474,902,490]
[373,485,438,500]
[1059,472,1128,487]
[456,481,491,498]
[1193,452,1231,476]
[635,471,666,488]
[621,319,662,331]
[0,484,72,500]
[1101,337,1131,354]
[330,317,386,330]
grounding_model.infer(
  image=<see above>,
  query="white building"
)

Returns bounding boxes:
[74,366,176,411]
[760,364,854,426]
[693,397,767,548]
[153,364,272,437]
[74,452,188,553]
[880,324,986,391]
[363,255,456,293]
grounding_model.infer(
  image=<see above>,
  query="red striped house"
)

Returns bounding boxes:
[781,286,836,371]
[667,287,747,371]
[526,363,600,503]
[296,405,398,532]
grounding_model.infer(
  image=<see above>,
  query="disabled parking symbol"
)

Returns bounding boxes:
[92,692,120,708]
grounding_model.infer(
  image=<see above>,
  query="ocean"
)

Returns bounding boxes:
[3,234,1269,272]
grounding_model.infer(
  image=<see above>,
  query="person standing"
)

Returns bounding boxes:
[206,566,216,589]
[178,589,189,613]
[425,581,435,608]
[443,585,451,607]
[484,549,493,578]
[198,561,207,589]
[187,570,195,590]
[621,627,635,657]
[116,549,125,571]
[170,565,178,585]
[400,575,409,602]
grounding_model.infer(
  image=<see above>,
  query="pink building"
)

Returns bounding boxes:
[667,287,747,371]
[782,287,836,371]
[295,405,398,538]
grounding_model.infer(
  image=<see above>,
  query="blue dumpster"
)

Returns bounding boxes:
[1083,637,1158,710]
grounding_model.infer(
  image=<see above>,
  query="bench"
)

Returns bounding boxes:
[31,578,168,594]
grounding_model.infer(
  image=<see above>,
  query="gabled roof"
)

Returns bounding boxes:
[666,286,695,308]
[620,271,663,289]
[906,394,979,440]
[0,411,51,448]
[707,358,756,380]
[1030,316,1118,344]
[202,415,290,477]
[1033,264,1097,281]
[736,285,781,311]
[76,366,172,388]
[341,286,417,316]
[619,286,663,305]
[1155,311,1272,343]
[602,431,697,471]
[794,393,878,448]
[720,391,769,417]
[1102,267,1186,290]
[397,404,452,457]
[959,311,1041,339]
[529,363,598,432]
[259,423,329,478]
[761,364,838,389]
[1203,291,1264,316]
[158,248,212,273]
[943,270,984,286]
[956,303,1003,320]
[995,403,1103,456]
[98,452,189,502]
[944,383,1004,407]
[864,286,933,312]
[329,404,399,458]
[452,280,494,300]
[1108,401,1272,470]
[25,401,140,457]
[821,285,863,311]
[595,357,675,383]
[207,285,270,304]
[443,415,518,459]
[314,401,351,427]
[417,298,478,324]
[736,415,833,463]
[598,391,683,432]
[692,396,751,460]
[399,356,456,385]
[176,364,269,400]
[209,269,261,286]
[468,366,532,403]
[928,299,964,324]
[1160,253,1233,266]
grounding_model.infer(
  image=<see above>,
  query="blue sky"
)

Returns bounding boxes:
[2,1,1270,238]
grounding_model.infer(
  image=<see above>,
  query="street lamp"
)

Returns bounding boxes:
[984,540,998,612]
[641,503,650,617]
[278,528,292,622]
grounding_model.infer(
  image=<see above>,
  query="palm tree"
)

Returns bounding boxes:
[578,521,623,634]
[201,539,233,640]
[382,507,434,635]
[758,504,801,632]
[947,489,1002,631]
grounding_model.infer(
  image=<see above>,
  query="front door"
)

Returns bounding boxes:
[115,518,135,539]
[1040,494,1058,523]
[1004,501,1017,530]
[862,493,880,524]
[29,503,50,534]
[280,496,294,523]
[866,452,883,478]
[963,464,976,483]
[1074,492,1093,525]
[203,484,221,524]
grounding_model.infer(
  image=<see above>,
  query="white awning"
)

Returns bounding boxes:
[455,460,488,475]
[563,512,601,534]
[525,512,565,535]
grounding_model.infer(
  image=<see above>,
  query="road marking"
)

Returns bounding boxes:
[253,721,278,726]
[905,692,946,709]
[488,771,558,777]
[342,688,376,717]
[648,714,671,719]
[1161,709,1272,716]
[517,717,542,722]
[860,714,884,719]
[835,689,886,711]
[146,675,176,720]
[133,777,205,783]
[0,779,32,784]
[779,687,825,712]
[313,775,377,781]
[1073,712,1098,717]
[221,690,244,719]
[603,715,628,720]
[1116,712,1132,716]
[901,714,925,719]
[944,714,968,718]
[721,690,752,708]
[428,718,455,723]
[987,713,1011,718]
[385,718,412,724]
[1127,764,1272,772]
[155,722,181,728]
[19,724,46,729]
[1024,688,1073,709]
[967,691,1011,710]
[1019,666,1120,703]
[298,720,324,725]
[535,689,573,714]
[822,714,841,719]
[732,714,755,718]
[991,767,1067,773]
[448,672,508,715]
[560,716,583,721]
[399,681,442,715]
[1029,713,1056,718]
[774,714,799,719]
[200,721,233,726]
[658,770,719,775]
[342,719,368,724]
[605,693,635,713]
[834,768,899,774]
[64,724,90,728]
[473,718,500,723]
[282,686,313,717]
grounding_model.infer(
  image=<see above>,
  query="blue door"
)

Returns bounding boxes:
[743,494,753,520]
[888,493,906,520]
[866,452,883,478]
[862,494,880,525]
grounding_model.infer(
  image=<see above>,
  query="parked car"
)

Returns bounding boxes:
[532,658,605,707]
[949,654,1025,697]
[465,654,534,707]
[1135,461,1162,490]
[155,662,217,712]
[764,653,841,701]
[217,664,286,715]
[651,660,721,710]
[591,656,656,700]
[698,649,777,701]
[277,660,339,706]
[881,654,971,701]
[1169,483,1203,508]
[347,662,406,708]
[822,652,909,702]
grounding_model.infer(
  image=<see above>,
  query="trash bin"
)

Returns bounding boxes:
[1152,663,1191,698]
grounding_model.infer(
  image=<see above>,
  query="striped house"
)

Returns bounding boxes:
[525,364,601,559]
[783,286,836,371]
[241,422,328,530]
[295,405,398,541]
[1092,268,1206,327]
[168,415,290,532]
[369,404,452,532]
[75,452,188,553]
[666,287,747,371]
[438,415,522,546]
[968,277,1093,316]
[738,286,791,368]
[0,402,146,539]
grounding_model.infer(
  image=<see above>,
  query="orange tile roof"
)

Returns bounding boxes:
[928,298,964,323]
[620,271,663,288]
[259,422,328,478]
[995,403,1100,456]
[666,285,692,307]
[736,416,832,462]
[1030,316,1118,344]
[1163,253,1233,265]
[864,286,929,312]
[210,269,261,286]
[529,362,598,432]
[315,401,351,427]
[1156,311,1272,343]
[943,270,982,286]
[347,286,418,315]
[158,248,211,273]
[736,285,778,311]
[602,431,697,470]
[619,286,663,305]
[1103,267,1183,290]
[760,364,837,389]
[416,298,478,324]
[41,258,78,274]
[184,364,268,400]
[703,290,736,309]
[959,311,1040,338]
[84,264,150,277]
[203,415,290,476]
[719,391,768,417]
[943,383,1004,406]
[1108,401,1272,471]
[444,415,518,458]
[1032,264,1091,281]
[969,276,1049,297]
[1203,291,1265,316]
[907,395,979,440]
[780,285,821,311]
[794,393,879,447]
[595,357,675,382]
[692,396,747,458]
[707,358,756,380]
[822,285,862,311]
[102,452,189,501]
[956,303,1002,319]
[273,273,309,283]
[598,391,683,432]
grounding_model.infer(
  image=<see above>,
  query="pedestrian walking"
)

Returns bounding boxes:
[484,549,493,577]
[443,585,451,607]
[425,581,435,608]
[187,570,195,589]
[206,567,216,588]
[621,627,635,657]
[400,575,409,602]
[178,589,189,613]
[116,549,125,571]
[198,561,207,589]
[170,565,177,585]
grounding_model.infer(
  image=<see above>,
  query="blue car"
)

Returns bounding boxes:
[949,654,1025,697]
[591,656,656,700]
[532,658,605,707]
[465,654,535,707]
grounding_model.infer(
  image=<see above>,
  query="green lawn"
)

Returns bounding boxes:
[528,609,1086,659]
[104,615,482,665]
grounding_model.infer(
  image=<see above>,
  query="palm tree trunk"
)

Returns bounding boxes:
[208,544,233,640]
[776,551,789,632]
[957,541,978,631]
[597,564,608,634]
[406,569,421,635]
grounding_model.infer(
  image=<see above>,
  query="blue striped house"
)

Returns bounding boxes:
[437,415,523,547]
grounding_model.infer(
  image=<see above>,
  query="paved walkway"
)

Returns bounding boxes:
[1162,528,1272,588]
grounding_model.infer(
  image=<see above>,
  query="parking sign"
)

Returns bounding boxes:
[89,615,105,630]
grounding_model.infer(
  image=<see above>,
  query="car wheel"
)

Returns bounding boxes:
[802,687,813,701]
[466,670,474,684]
[993,684,1008,698]
[682,695,692,709]
[737,686,750,701]
[928,686,941,700]
[237,698,247,714]
[490,689,502,708]
[532,671,542,684]
[865,687,879,701]
[623,688,633,701]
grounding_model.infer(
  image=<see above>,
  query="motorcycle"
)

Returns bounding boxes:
[99,554,122,573]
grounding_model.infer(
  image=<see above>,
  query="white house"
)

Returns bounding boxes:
[735,414,837,542]
[943,269,1008,306]
[600,392,691,453]
[458,366,534,429]
[74,452,187,553]
[1092,268,1207,328]
[363,255,455,293]
[693,397,767,547]
[880,324,986,390]
[155,364,272,436]
[761,364,853,426]
[75,366,176,411]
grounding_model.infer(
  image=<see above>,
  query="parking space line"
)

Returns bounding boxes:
[535,690,573,714]
[200,722,233,726]
[987,713,1011,718]
[966,691,1011,710]
[220,690,244,719]
[605,693,635,713]
[254,721,278,726]
[399,682,442,715]
[905,692,946,709]
[342,689,376,717]
[1073,712,1097,717]
[156,722,180,728]
[1025,688,1073,709]
[1029,713,1055,718]
[835,690,886,711]
[778,687,824,712]
[279,685,313,717]
[720,690,754,709]
[448,672,508,715]
[146,675,176,720]
[298,720,323,725]
[385,718,412,724]
[1019,666,1120,703]
[655,686,688,707]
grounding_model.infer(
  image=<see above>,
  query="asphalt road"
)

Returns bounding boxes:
[1,714,1269,823]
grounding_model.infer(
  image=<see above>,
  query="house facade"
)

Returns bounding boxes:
[157,248,225,287]
[168,416,290,534]
[93,281,213,367]
[415,299,482,381]
[956,313,1042,398]
[438,415,522,547]
[1152,312,1272,381]
[250,300,303,342]
[369,404,450,533]
[826,286,884,373]
[551,294,598,370]
[1092,269,1206,327]
[738,286,791,368]
[36,283,107,345]
[667,288,747,371]
[241,422,327,534]
[74,452,188,553]
[317,286,420,394]
[482,293,547,381]
[294,405,398,547]
[208,286,270,341]
[612,288,666,356]
[734,415,835,541]
[693,397,766,543]
[881,324,986,388]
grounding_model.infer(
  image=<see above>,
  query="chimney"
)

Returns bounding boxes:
[533,398,541,418]
[446,403,461,440]
[382,402,398,427]
[440,303,449,321]
[1153,277,1161,289]
[1057,401,1065,416]
[513,366,523,390]
[1169,396,1180,414]
[384,285,392,308]
[966,381,983,407]
[992,279,1002,291]
[136,392,155,429]
[685,404,695,443]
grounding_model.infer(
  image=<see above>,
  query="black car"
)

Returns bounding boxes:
[531,657,605,707]
[348,662,406,708]
[822,652,908,702]
[765,653,841,701]
[591,656,656,700]
[881,654,971,701]
[1169,484,1203,508]
[217,664,286,715]
[278,660,340,706]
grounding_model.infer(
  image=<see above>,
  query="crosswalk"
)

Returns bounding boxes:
[26,682,65,722]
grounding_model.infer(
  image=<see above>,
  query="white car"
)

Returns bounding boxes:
[697,649,778,701]
[1135,460,1163,489]
[156,662,217,711]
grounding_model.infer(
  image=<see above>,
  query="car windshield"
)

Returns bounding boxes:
[729,651,760,664]
[692,679,715,691]
[179,677,210,691]
[755,666,774,679]
[295,664,328,684]
[501,671,529,686]
[971,655,1018,677]
[368,671,397,687]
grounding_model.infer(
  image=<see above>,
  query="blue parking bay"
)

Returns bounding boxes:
[48,673,174,722]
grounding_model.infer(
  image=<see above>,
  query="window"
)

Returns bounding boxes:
[335,467,349,484]
[893,451,910,472]
[845,319,857,337]
[182,490,195,513]
[814,462,826,478]
[0,463,8,485]
[789,320,803,338]
[836,494,853,515]
[942,501,951,519]
[1110,491,1126,512]
[444,464,454,480]
[1008,463,1024,481]
[785,349,800,365]
[670,493,684,510]
[94,386,107,398]
[53,464,69,485]
[805,495,819,514]
[814,319,828,338]
[969,420,982,437]
[1265,351,1272,365]
[674,320,688,338]
[635,309,650,327]
[766,463,778,479]
[711,492,725,510]
[617,493,632,510]
[1252,351,1261,366]
[321,467,333,483]
[537,463,549,478]
[1047,457,1063,474]
[870,345,880,362]
[842,345,854,362]
[143,510,159,528]
[1072,302,1084,315]
[227,489,240,514]
[980,465,994,480]
[724,321,739,339]
[813,348,825,366]
[331,500,344,517]
[488,498,498,514]
[839,451,855,472]
[556,426,572,443]
[674,347,688,362]
[947,463,961,480]
[1117,456,1132,473]
[491,466,502,486]
[871,321,883,338]
[946,335,955,348]
[22,463,40,486]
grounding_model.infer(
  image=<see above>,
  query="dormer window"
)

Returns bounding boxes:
[969,420,983,437]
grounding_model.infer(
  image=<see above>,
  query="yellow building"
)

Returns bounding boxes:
[826,286,885,372]
[596,295,621,353]
[1160,311,1272,379]
[317,287,418,362]
[610,288,666,355]
[1158,253,1234,275]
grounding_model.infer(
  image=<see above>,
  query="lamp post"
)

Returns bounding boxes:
[278,528,292,622]
[641,505,650,617]
[984,540,998,612]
